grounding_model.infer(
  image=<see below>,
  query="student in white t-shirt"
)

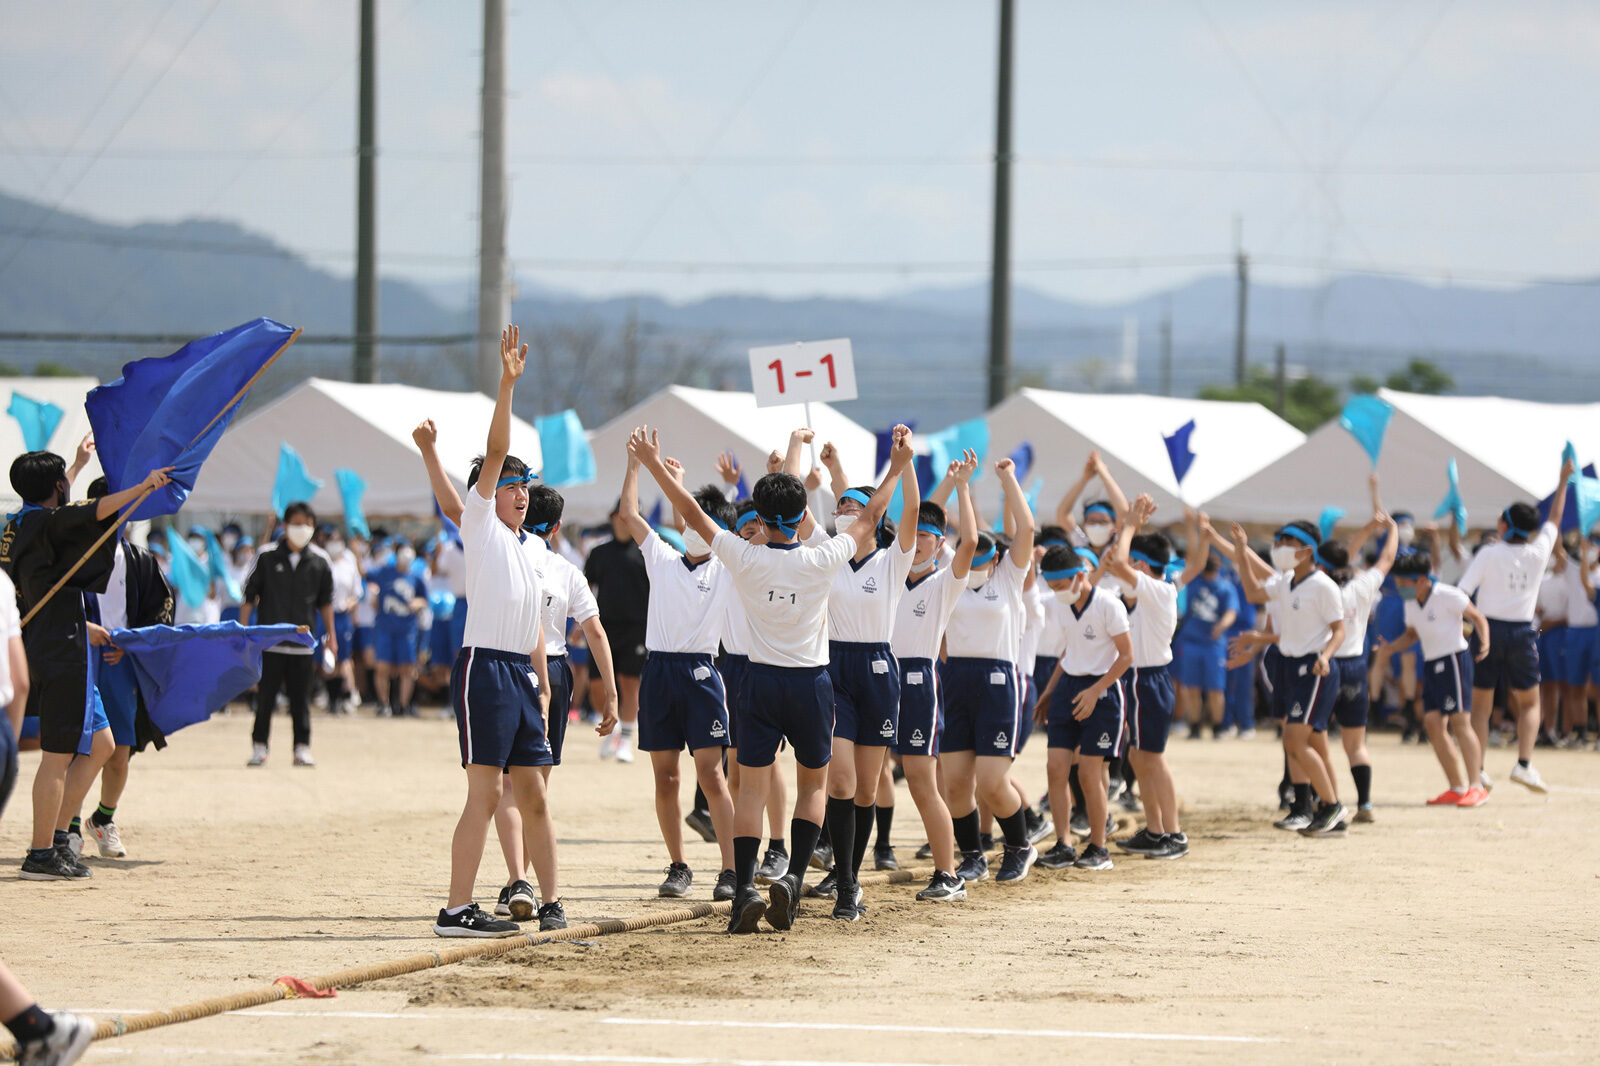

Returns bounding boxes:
[629,424,905,934]
[1456,452,1574,793]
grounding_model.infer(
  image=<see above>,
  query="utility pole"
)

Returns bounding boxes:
[985,0,1015,409]
[1159,303,1172,397]
[1233,215,1248,387]
[1274,342,1287,417]
[475,0,510,396]
[353,0,378,383]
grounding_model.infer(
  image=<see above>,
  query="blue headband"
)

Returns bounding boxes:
[496,472,536,489]
[1502,507,1536,537]
[1276,525,1319,550]
[762,508,806,536]
[839,489,873,508]
[1129,550,1163,571]
[916,521,945,537]
[971,545,997,568]
[1041,566,1084,580]
[736,508,760,530]
[526,521,554,535]
[1084,502,1115,521]
[711,514,730,531]
[1040,537,1070,548]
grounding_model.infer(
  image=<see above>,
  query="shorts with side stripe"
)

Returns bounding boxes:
[1277,652,1336,728]
[896,657,941,757]
[1423,649,1473,714]
[451,647,550,769]
[939,657,1024,758]
[1128,665,1175,754]
[546,654,573,764]
[1047,672,1127,757]
[1329,654,1369,731]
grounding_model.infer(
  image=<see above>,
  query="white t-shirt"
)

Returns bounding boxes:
[433,539,469,599]
[640,529,728,656]
[1056,586,1131,676]
[1457,523,1558,623]
[0,570,19,707]
[460,486,545,655]
[944,559,1028,663]
[1336,568,1385,658]
[96,543,129,632]
[1561,561,1598,628]
[1018,578,1046,670]
[1036,577,1068,665]
[1126,571,1178,669]
[711,529,854,668]
[891,566,966,662]
[538,546,599,656]
[1404,583,1472,660]
[1536,569,1569,627]
[827,545,915,644]
[329,548,363,614]
[1263,570,1344,659]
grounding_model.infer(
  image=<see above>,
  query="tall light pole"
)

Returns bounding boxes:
[353,0,378,383]
[475,0,510,395]
[985,0,1015,409]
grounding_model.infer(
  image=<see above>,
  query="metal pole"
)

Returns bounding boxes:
[1159,304,1172,397]
[353,0,378,383]
[1274,342,1287,417]
[1234,218,1248,387]
[985,0,1015,409]
[475,0,510,396]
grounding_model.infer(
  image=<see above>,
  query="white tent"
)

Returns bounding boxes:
[1203,388,1600,527]
[0,377,102,511]
[562,385,879,524]
[979,388,1305,521]
[184,378,543,517]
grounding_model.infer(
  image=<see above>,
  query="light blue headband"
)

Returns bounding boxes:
[916,521,944,537]
[971,545,997,568]
[839,489,873,508]
[497,472,537,489]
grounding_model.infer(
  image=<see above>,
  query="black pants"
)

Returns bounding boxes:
[253,653,315,749]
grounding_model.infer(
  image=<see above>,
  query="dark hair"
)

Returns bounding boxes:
[917,501,946,535]
[467,453,528,491]
[752,473,807,532]
[1392,551,1432,578]
[693,485,736,530]
[1280,519,1320,545]
[283,502,316,524]
[1317,540,1354,585]
[1041,544,1077,571]
[973,531,999,565]
[526,485,565,529]
[733,497,758,529]
[1130,531,1172,568]
[9,451,66,505]
[1037,523,1069,545]
[1504,502,1539,541]
[87,476,109,499]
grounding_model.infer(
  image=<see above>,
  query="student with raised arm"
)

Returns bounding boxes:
[1055,451,1125,552]
[629,424,908,934]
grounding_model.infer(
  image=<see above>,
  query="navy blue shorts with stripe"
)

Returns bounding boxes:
[1277,652,1336,728]
[546,654,573,764]
[939,657,1025,757]
[452,647,551,769]
[1047,673,1128,757]
[1128,665,1175,754]
[737,662,833,769]
[1423,649,1473,714]
[1260,645,1284,718]
[1330,654,1369,731]
[1475,619,1539,692]
[718,653,750,749]
[827,641,900,747]
[896,656,941,757]
[639,651,729,752]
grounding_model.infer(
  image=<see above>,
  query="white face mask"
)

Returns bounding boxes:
[220,532,238,552]
[1053,587,1077,606]
[910,556,936,574]
[683,528,711,556]
[1270,545,1302,572]
[1084,523,1113,548]
[1102,575,1131,595]
[966,568,990,590]
[1396,524,1415,547]
[396,548,417,569]
[285,524,314,550]
[327,539,345,557]
[833,514,857,535]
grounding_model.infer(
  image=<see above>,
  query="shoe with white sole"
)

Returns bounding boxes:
[15,1010,94,1066]
[1508,762,1547,793]
[91,820,126,859]
[614,734,635,763]
[247,743,268,767]
[292,745,316,767]
[1479,770,1494,792]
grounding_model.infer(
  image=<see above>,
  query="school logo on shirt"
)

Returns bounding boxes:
[994,731,1009,748]
[1084,625,1097,640]
[863,576,878,595]
[696,576,711,594]
[1097,732,1111,749]
[709,719,726,739]
[880,718,894,738]
[912,598,927,618]
[1291,596,1301,611]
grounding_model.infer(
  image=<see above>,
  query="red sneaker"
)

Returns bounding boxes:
[1426,788,1464,805]
[1457,786,1489,807]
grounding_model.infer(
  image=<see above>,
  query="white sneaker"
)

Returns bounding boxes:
[17,1010,94,1066]
[1238,727,1256,739]
[66,830,82,860]
[247,743,268,767]
[92,819,126,859]
[1479,770,1495,792]
[599,732,618,760]
[1508,762,1547,793]
[614,734,635,764]
[293,745,316,767]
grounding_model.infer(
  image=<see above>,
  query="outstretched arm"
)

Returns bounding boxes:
[1178,510,1212,588]
[951,451,979,579]
[413,419,465,525]
[1549,454,1577,533]
[1104,494,1156,587]
[1230,523,1269,604]
[1092,452,1129,519]
[476,325,526,501]
[819,441,848,500]
[1055,452,1097,528]
[618,446,654,544]
[998,457,1034,567]
[629,427,719,547]
[784,428,813,478]
[850,426,913,555]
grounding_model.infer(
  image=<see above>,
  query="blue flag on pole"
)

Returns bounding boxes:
[335,468,370,539]
[272,442,323,517]
[1563,440,1578,472]
[1007,441,1034,485]
[110,622,315,736]
[199,527,241,602]
[646,499,663,528]
[6,392,63,452]
[1318,506,1345,542]
[536,409,597,488]
[1338,395,1394,468]
[86,318,294,520]
[165,528,210,610]
[1163,420,1197,485]
[1433,458,1468,536]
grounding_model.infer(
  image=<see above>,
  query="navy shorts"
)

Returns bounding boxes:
[939,658,1025,758]
[1017,674,1037,752]
[1175,638,1227,693]
[1047,673,1127,757]
[718,653,750,749]
[1277,652,1337,728]
[451,647,551,768]
[1538,626,1567,683]
[97,657,140,748]
[1330,654,1370,731]
[1423,649,1473,714]
[1260,644,1284,719]
[640,652,729,752]
[1031,656,1059,704]
[547,654,573,765]
[827,641,900,747]
[1128,665,1175,754]
[737,662,833,769]
[333,610,355,664]
[895,657,941,757]
[373,623,419,666]
[1562,626,1597,687]
[0,715,17,822]
[1475,619,1539,692]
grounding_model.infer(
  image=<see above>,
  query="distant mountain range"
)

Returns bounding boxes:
[2,188,1596,430]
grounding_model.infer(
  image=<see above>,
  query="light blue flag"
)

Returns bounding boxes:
[165,527,210,610]
[927,418,990,483]
[1563,440,1578,475]
[1339,395,1394,468]
[271,442,323,517]
[1433,458,1468,536]
[1318,507,1345,542]
[653,525,685,553]
[198,527,241,602]
[6,392,63,452]
[335,468,370,539]
[536,409,597,488]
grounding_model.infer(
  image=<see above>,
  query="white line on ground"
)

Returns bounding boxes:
[91,1048,955,1066]
[599,1017,1281,1044]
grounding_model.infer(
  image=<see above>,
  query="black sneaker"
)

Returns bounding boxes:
[19,847,90,881]
[658,862,693,898]
[873,845,899,871]
[434,903,520,938]
[915,871,966,901]
[955,849,989,883]
[494,885,513,917]
[765,873,801,931]
[809,842,834,871]
[713,869,737,902]
[1115,828,1161,855]
[1298,802,1348,837]
[979,832,995,852]
[831,890,861,922]
[507,879,536,922]
[1025,808,1053,844]
[728,886,765,934]
[1278,786,1295,811]
[1146,834,1189,860]
[1118,789,1143,813]
[14,1010,93,1066]
[805,869,838,899]
[1069,809,1090,837]
[995,843,1038,883]
[684,809,716,843]
[1037,840,1078,869]
[915,842,933,860]
[537,900,567,931]
[1074,844,1113,871]
[755,848,789,885]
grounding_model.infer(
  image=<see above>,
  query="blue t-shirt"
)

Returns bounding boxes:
[1178,574,1238,645]
[369,564,428,631]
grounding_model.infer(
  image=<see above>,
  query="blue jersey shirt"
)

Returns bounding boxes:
[1178,574,1239,645]
[368,564,428,631]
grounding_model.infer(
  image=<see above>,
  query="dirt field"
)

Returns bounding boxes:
[2,706,1597,1066]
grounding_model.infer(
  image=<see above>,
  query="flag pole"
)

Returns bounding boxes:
[19,328,302,628]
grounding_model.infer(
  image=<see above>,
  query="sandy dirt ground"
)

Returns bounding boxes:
[1,706,1597,1066]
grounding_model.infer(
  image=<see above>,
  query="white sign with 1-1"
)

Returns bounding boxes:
[748,338,857,408]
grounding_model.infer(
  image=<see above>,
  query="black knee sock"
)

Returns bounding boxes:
[826,797,858,887]
[953,810,981,854]
[1351,764,1372,806]
[996,806,1028,848]
[733,836,760,890]
[768,836,786,855]
[875,804,893,848]
[1293,783,1312,816]
[692,784,708,815]
[1068,763,1087,812]
[850,803,874,877]
[787,818,821,882]
[1279,754,1292,793]
[817,821,831,849]
[4,1004,53,1043]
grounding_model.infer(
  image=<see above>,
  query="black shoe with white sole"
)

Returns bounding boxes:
[1037,840,1078,869]
[684,809,716,843]
[1146,834,1189,860]
[915,871,967,901]
[1273,811,1312,831]
[831,893,861,922]
[1298,802,1348,837]
[494,885,512,917]
[765,873,801,931]
[19,847,90,881]
[1025,808,1053,845]
[755,848,789,885]
[915,842,933,860]
[804,868,838,899]
[955,850,989,883]
[809,843,834,871]
[434,904,520,938]
[713,869,737,902]
[995,843,1038,883]
[507,879,536,922]
[1115,828,1162,855]
[658,862,693,898]
[873,845,899,871]
[1074,844,1113,870]
[729,886,766,934]
[537,900,567,931]
[1069,810,1090,837]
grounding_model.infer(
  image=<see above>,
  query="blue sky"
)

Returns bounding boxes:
[2,0,1597,304]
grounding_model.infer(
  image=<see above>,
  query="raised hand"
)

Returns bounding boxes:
[954,449,979,483]
[791,427,815,446]
[500,324,527,380]
[805,466,823,492]
[819,441,839,466]
[412,419,438,448]
[139,467,174,494]
[889,424,914,469]
[1230,521,1249,548]
[75,433,96,468]
[766,449,784,475]
[663,456,685,482]
[626,426,662,467]
[995,456,1016,478]
[714,450,741,485]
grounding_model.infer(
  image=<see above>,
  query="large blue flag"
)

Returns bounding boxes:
[86,318,295,520]
[926,418,989,482]
[110,622,315,736]
[272,442,323,517]
[1163,420,1197,485]
[165,527,210,610]
[535,409,597,488]
[1539,462,1599,532]
[199,526,241,602]
[1339,395,1393,468]
[6,392,63,452]
[335,468,370,539]
[1432,458,1467,536]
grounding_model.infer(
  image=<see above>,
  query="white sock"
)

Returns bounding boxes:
[445,903,472,916]
[620,723,635,738]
